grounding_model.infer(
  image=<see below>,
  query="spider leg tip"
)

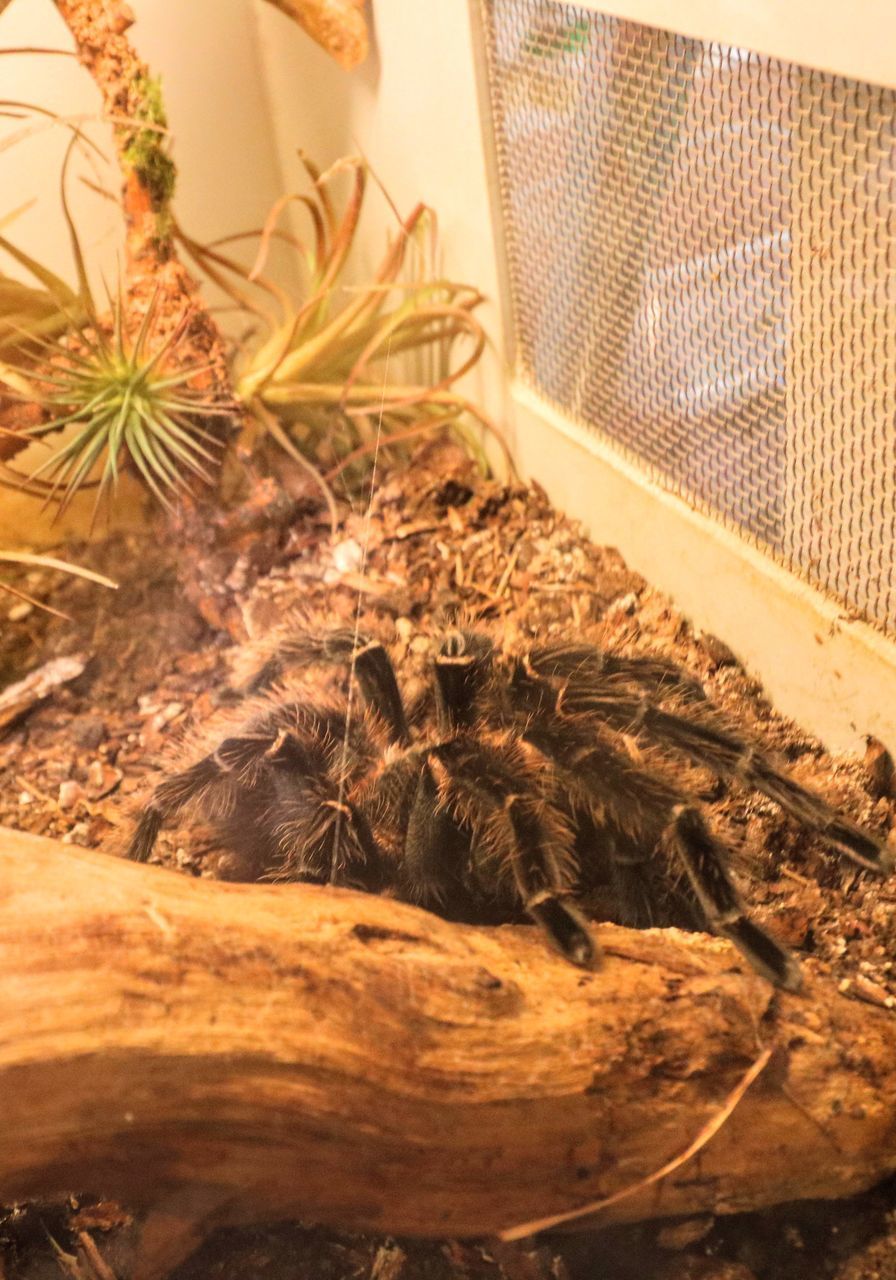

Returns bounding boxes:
[776,956,804,994]
[567,935,600,969]
[530,898,600,969]
[742,945,802,993]
[722,917,802,992]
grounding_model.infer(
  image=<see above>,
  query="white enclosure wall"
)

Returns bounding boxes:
[2,0,896,757]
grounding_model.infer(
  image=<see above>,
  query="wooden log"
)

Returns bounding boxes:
[4,825,896,1248]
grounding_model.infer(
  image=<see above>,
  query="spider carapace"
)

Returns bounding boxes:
[126,620,894,990]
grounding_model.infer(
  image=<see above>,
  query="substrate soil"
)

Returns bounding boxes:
[2,442,896,1280]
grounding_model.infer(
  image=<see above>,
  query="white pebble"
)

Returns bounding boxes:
[331,538,363,573]
[58,780,84,810]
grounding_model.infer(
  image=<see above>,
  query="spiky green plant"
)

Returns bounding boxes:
[0,126,231,520]
[2,291,231,521]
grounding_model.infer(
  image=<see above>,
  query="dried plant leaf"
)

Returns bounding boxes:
[178,154,509,482]
[0,551,117,589]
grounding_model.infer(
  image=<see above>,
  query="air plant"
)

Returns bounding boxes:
[1,290,231,522]
[176,154,511,490]
[1,138,508,531]
[0,122,230,521]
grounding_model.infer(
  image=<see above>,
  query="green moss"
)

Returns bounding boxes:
[122,73,177,221]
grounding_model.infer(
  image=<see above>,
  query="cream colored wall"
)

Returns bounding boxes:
[570,0,896,90]
[252,0,511,422]
[0,1,118,303]
[0,0,292,286]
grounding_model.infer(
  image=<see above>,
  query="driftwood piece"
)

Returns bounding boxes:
[4,826,896,1247]
[0,655,86,735]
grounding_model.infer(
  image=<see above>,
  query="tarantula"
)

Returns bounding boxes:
[127,620,894,989]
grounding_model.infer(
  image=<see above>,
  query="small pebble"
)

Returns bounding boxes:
[604,591,639,620]
[851,974,896,1009]
[85,759,123,800]
[225,556,249,593]
[62,822,91,846]
[58,780,84,810]
[72,715,106,750]
[215,852,250,880]
[658,1216,715,1250]
[331,538,363,574]
[151,701,184,731]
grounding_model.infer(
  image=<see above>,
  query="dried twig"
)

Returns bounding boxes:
[500,1048,774,1240]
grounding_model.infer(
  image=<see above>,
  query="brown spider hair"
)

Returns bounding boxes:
[127,618,893,990]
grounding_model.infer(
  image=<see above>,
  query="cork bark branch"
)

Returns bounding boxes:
[4,826,896,1253]
[52,0,222,342]
[41,0,302,632]
[260,0,368,68]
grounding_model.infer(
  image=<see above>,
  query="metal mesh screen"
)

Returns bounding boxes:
[481,1,896,631]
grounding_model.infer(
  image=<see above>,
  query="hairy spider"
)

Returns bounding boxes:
[126,620,894,989]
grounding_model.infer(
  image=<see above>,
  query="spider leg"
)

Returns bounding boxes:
[429,741,598,967]
[264,728,384,886]
[125,730,279,862]
[517,716,800,986]
[433,630,493,732]
[401,758,468,905]
[667,804,803,991]
[502,792,598,967]
[353,640,410,746]
[527,641,707,702]
[242,626,365,692]
[557,683,893,875]
[274,792,382,887]
[244,626,409,745]
[523,720,694,928]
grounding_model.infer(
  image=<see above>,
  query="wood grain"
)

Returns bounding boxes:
[3,825,896,1245]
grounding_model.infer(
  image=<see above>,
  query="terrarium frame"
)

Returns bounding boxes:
[5,4,896,1261]
[467,0,896,756]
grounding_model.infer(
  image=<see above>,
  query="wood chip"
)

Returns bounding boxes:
[0,655,86,736]
[864,736,895,800]
[85,761,123,802]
